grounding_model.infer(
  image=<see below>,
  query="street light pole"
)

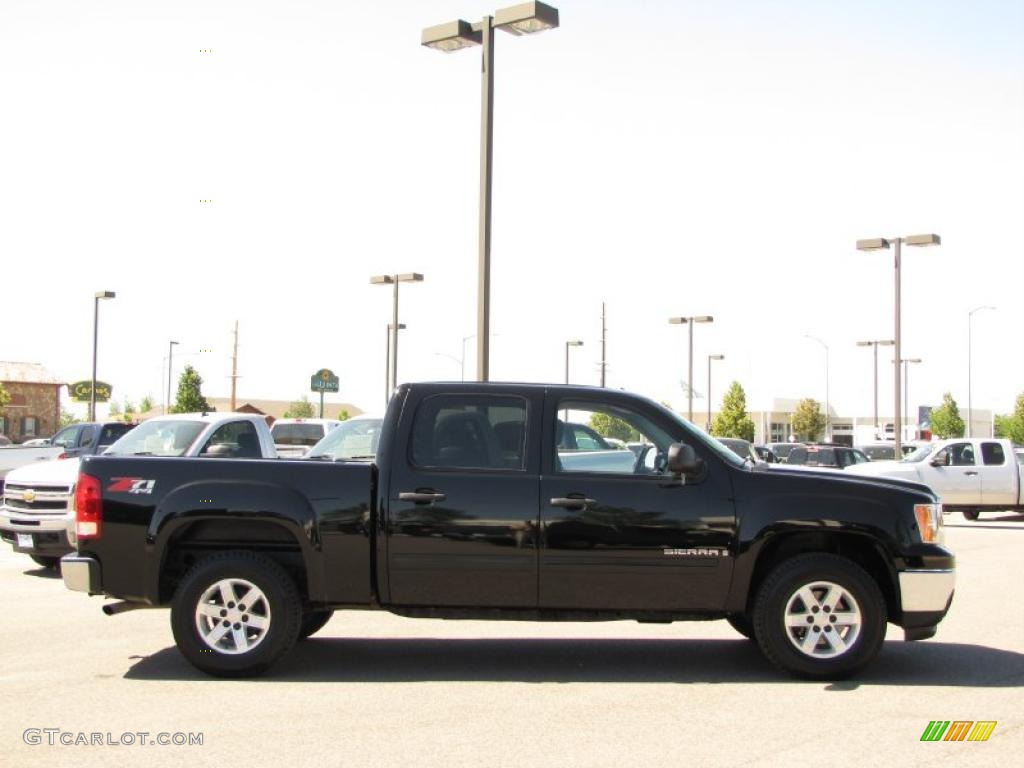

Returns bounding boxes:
[897,357,922,438]
[856,339,894,439]
[668,315,714,422]
[856,233,941,454]
[564,340,583,384]
[707,354,724,432]
[967,305,995,437]
[371,273,424,401]
[90,291,115,421]
[166,340,179,414]
[422,3,560,382]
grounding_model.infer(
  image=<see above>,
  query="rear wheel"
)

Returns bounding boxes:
[170,551,301,678]
[298,609,334,640]
[962,510,979,521]
[753,553,886,679]
[30,555,60,570]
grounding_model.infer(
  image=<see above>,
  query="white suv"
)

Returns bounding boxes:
[271,418,343,458]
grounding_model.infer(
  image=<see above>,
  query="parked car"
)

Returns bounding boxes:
[846,438,1024,520]
[62,381,953,680]
[0,413,276,569]
[786,444,870,469]
[0,421,135,491]
[856,442,928,462]
[0,435,10,447]
[271,418,343,458]
[305,414,384,461]
[717,437,758,462]
[767,442,802,463]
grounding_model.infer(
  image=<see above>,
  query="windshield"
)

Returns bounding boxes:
[105,420,206,457]
[271,423,324,447]
[307,418,383,460]
[902,444,935,463]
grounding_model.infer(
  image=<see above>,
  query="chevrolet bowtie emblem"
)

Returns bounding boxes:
[23,489,36,503]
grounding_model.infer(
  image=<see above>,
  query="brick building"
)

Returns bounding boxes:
[0,362,64,443]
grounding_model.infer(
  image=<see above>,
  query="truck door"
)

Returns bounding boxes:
[385,391,540,607]
[923,442,982,505]
[538,391,736,613]
[979,441,1017,506]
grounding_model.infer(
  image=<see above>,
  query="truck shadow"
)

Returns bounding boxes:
[125,637,1024,686]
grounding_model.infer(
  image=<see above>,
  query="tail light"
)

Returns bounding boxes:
[57,452,68,460]
[75,473,103,540]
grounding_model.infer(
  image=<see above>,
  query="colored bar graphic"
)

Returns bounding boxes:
[944,721,973,741]
[921,721,949,741]
[967,722,997,742]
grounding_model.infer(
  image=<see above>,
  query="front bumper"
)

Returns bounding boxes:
[898,569,955,638]
[0,508,73,557]
[61,554,101,594]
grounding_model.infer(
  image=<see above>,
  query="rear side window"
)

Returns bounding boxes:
[272,423,324,447]
[981,442,1005,466]
[410,395,527,471]
[788,447,808,464]
[99,423,132,446]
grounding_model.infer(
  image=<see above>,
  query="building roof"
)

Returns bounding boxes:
[206,397,363,421]
[0,361,65,385]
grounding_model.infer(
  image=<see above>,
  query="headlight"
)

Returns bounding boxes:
[914,503,944,544]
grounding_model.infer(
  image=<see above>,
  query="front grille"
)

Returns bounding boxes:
[3,483,72,515]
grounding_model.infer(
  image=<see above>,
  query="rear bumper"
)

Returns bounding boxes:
[62,554,101,594]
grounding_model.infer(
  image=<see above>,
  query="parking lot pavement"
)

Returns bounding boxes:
[2,516,1022,768]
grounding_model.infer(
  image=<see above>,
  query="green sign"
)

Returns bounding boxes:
[69,381,113,402]
[310,368,339,393]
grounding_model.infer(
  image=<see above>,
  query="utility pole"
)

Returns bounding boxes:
[599,302,607,387]
[230,320,239,411]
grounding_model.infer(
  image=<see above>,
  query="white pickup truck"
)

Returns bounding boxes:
[0,412,277,568]
[846,437,1024,520]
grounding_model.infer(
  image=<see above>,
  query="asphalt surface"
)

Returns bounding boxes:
[2,514,1022,768]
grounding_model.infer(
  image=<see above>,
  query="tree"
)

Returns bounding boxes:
[122,398,136,420]
[140,395,154,414]
[108,400,121,417]
[284,395,315,419]
[588,411,641,442]
[710,381,755,441]
[171,364,212,413]
[791,398,827,442]
[994,393,1024,444]
[338,409,350,421]
[929,392,965,439]
[0,382,10,411]
[59,409,81,427]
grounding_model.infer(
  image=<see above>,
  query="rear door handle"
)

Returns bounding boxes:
[399,491,447,504]
[550,496,596,510]
[964,471,979,476]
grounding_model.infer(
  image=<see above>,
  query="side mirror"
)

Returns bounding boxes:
[667,442,703,477]
[929,453,948,467]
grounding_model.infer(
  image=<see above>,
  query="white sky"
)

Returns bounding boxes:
[2,0,1022,421]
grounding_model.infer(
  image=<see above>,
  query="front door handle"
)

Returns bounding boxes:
[964,470,979,476]
[399,491,447,504]
[550,496,596,510]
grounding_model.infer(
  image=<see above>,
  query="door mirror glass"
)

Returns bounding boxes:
[930,451,949,467]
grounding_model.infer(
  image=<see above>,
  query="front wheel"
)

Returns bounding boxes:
[170,551,302,678]
[753,554,886,680]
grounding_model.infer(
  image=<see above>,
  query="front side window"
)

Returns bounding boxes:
[947,443,976,466]
[981,442,1005,466]
[556,401,672,475]
[411,395,527,471]
[49,424,77,447]
[77,426,97,447]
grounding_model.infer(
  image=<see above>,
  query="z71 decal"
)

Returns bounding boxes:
[107,477,156,495]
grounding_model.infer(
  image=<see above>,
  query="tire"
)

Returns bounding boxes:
[170,550,302,678]
[726,614,755,640]
[298,609,334,641]
[962,510,979,521]
[753,553,886,680]
[30,555,61,570]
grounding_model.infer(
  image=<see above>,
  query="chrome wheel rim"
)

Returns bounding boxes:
[195,578,271,655]
[783,580,861,659]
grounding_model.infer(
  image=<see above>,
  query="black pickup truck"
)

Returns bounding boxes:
[62,382,955,679]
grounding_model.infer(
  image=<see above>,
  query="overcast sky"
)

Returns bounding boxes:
[2,0,1021,421]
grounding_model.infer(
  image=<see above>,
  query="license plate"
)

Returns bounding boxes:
[16,534,33,548]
